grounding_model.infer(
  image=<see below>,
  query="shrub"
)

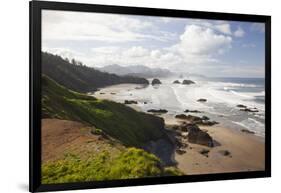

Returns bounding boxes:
[91,128,103,135]
[42,148,181,184]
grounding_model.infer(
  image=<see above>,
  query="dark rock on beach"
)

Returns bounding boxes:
[182,79,195,85]
[175,123,214,148]
[151,78,162,85]
[173,80,181,84]
[218,150,231,157]
[201,115,210,121]
[237,104,247,108]
[186,115,203,123]
[175,114,218,126]
[182,123,200,132]
[175,114,188,119]
[147,109,168,114]
[200,120,219,126]
[187,124,214,147]
[184,109,202,113]
[241,129,255,134]
[166,124,182,131]
[199,149,210,157]
[237,104,259,112]
[240,108,259,113]
[124,100,138,104]
[176,149,186,155]
[197,98,207,102]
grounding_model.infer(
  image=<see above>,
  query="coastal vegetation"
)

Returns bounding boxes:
[42,148,182,184]
[42,75,169,147]
[42,52,149,93]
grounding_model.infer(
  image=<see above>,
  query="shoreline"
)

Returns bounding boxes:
[160,113,265,174]
[173,124,265,174]
[91,83,265,175]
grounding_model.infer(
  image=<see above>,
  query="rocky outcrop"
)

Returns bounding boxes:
[185,115,203,122]
[176,149,186,155]
[240,108,259,113]
[199,149,210,157]
[142,138,175,166]
[218,150,231,157]
[197,98,207,102]
[181,123,200,132]
[237,104,259,112]
[173,80,181,84]
[168,122,214,147]
[237,104,247,108]
[184,109,202,113]
[182,79,195,85]
[201,115,210,121]
[187,124,214,147]
[200,120,219,126]
[151,78,162,85]
[175,114,218,126]
[241,129,255,134]
[124,100,138,104]
[175,114,188,119]
[147,109,168,114]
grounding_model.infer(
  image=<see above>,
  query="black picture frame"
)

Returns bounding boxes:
[29,0,271,192]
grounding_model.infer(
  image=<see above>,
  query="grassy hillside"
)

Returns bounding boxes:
[42,148,182,184]
[41,119,182,184]
[42,75,169,147]
[42,52,149,93]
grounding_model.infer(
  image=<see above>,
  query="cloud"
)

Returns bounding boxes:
[125,46,150,57]
[185,20,232,35]
[150,50,162,58]
[234,27,245,37]
[44,23,233,73]
[91,47,121,55]
[176,25,232,56]
[214,23,232,35]
[42,10,175,43]
[43,47,85,60]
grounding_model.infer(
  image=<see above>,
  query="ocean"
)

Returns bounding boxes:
[98,77,265,137]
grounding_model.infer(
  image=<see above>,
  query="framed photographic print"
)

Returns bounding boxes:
[29,0,271,192]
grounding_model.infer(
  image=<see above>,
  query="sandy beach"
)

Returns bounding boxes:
[174,125,265,174]
[91,83,265,175]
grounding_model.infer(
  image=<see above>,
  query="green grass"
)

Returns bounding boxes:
[42,148,182,184]
[42,75,168,147]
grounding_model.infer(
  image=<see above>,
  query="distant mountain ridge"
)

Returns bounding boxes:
[99,64,173,78]
[42,52,149,93]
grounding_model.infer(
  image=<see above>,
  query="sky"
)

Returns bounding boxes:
[42,10,266,78]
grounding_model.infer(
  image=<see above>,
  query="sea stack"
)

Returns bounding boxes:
[151,78,162,85]
[182,79,195,85]
[173,80,181,84]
